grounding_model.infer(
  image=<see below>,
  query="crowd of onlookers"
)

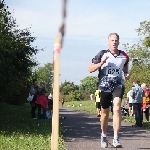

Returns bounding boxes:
[122,81,150,127]
[28,79,66,119]
[29,78,150,125]
[93,80,150,127]
[28,79,53,119]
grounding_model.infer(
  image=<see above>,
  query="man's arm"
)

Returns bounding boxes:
[88,55,109,73]
[123,64,130,80]
[88,62,103,73]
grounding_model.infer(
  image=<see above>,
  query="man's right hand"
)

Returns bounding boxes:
[101,55,109,64]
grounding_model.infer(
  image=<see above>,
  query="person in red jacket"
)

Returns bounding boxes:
[35,81,48,119]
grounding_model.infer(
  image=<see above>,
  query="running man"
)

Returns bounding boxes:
[88,33,130,148]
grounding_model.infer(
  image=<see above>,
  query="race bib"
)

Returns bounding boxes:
[106,67,121,77]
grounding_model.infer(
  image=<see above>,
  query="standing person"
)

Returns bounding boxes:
[90,93,94,100]
[48,92,53,100]
[127,89,133,116]
[131,80,145,127]
[35,81,48,119]
[88,33,130,148]
[29,79,38,119]
[95,89,101,117]
[61,98,65,107]
[47,92,53,118]
[141,83,150,121]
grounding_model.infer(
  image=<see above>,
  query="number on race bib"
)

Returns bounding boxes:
[107,67,120,77]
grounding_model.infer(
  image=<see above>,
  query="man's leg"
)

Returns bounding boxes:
[145,107,149,121]
[138,103,143,126]
[100,91,112,148]
[96,102,101,117]
[132,105,134,116]
[112,85,123,148]
[129,104,132,116]
[101,108,109,134]
[113,97,122,138]
[132,103,142,127]
[37,104,42,119]
[30,102,37,119]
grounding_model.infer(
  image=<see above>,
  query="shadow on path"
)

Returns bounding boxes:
[60,107,150,150]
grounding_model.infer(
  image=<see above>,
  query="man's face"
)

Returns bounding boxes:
[108,35,119,51]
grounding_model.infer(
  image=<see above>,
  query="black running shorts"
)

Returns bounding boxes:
[129,103,132,107]
[100,85,124,109]
[96,102,101,109]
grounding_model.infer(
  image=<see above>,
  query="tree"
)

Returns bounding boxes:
[0,1,40,104]
[79,76,98,94]
[65,90,82,102]
[35,63,53,92]
[123,20,150,95]
[60,80,79,95]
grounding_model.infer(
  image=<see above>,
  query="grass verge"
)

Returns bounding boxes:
[0,102,65,150]
[64,100,150,129]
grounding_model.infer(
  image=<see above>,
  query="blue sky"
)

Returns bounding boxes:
[4,0,150,85]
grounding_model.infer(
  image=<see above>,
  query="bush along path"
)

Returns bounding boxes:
[60,107,150,150]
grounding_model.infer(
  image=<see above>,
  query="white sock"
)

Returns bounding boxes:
[114,136,118,140]
[102,134,106,137]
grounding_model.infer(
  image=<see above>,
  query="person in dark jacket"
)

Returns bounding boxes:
[30,79,38,119]
[131,80,145,127]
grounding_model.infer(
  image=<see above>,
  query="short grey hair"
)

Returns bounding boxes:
[108,33,119,40]
[141,83,147,89]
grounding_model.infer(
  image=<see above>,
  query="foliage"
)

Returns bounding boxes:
[65,90,82,101]
[0,102,65,150]
[59,80,79,101]
[123,20,150,95]
[81,89,91,100]
[60,80,79,95]
[0,1,40,104]
[79,76,98,94]
[34,63,53,92]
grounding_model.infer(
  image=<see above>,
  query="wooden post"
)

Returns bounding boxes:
[51,35,61,150]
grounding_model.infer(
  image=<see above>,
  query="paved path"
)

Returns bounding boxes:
[60,107,150,150]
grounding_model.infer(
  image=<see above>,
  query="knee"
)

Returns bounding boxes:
[102,113,108,118]
[113,107,120,114]
[101,109,109,118]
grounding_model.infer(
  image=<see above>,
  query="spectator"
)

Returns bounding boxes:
[131,80,145,127]
[95,89,101,117]
[48,92,53,100]
[35,81,48,119]
[61,98,65,107]
[47,93,53,118]
[90,93,94,100]
[127,89,133,116]
[141,83,150,121]
[29,79,38,119]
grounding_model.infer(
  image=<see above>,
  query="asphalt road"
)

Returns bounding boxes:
[60,107,150,150]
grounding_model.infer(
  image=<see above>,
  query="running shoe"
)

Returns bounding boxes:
[113,138,122,148]
[101,136,108,148]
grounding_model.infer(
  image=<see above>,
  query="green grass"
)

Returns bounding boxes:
[64,100,150,129]
[0,102,64,150]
